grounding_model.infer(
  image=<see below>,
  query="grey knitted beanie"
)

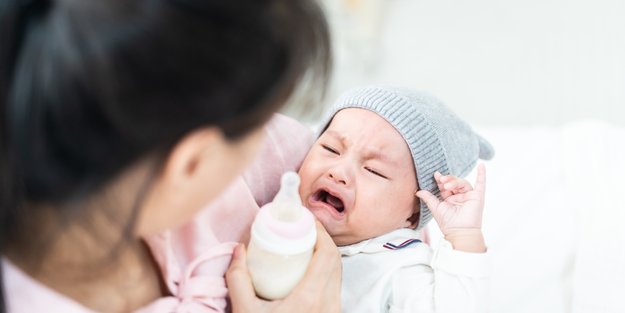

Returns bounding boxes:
[317,86,494,230]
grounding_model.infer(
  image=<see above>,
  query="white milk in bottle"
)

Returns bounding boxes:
[246,171,316,300]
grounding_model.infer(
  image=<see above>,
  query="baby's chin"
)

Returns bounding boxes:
[307,211,342,242]
[311,217,368,246]
[333,235,368,247]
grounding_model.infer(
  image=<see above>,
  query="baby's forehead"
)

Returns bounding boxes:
[323,108,399,140]
[327,108,391,128]
[320,109,415,163]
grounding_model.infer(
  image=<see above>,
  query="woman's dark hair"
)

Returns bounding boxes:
[0,0,330,308]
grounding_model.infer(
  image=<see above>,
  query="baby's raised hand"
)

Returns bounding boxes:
[416,164,487,252]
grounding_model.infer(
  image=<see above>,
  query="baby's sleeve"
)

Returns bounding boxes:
[388,263,436,313]
[432,240,490,312]
[388,240,491,313]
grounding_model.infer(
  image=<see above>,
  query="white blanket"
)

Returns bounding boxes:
[426,120,625,313]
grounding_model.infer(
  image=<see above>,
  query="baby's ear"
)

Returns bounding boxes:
[406,203,420,229]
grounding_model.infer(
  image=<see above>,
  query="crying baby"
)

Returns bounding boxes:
[295,86,494,312]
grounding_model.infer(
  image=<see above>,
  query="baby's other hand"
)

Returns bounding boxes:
[434,171,474,200]
[416,164,487,252]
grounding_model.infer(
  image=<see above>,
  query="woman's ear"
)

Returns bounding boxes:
[163,126,224,187]
[137,127,230,235]
[137,126,265,235]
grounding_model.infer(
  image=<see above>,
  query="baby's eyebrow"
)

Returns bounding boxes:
[324,130,399,166]
[324,130,348,144]
[363,148,398,167]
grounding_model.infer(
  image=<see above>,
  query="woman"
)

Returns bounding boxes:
[0,0,340,312]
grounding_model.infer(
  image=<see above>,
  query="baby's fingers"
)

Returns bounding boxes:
[435,171,452,184]
[416,190,441,211]
[474,164,487,195]
[446,192,475,203]
[442,180,464,191]
[447,188,485,203]
[434,172,453,198]
[436,173,473,198]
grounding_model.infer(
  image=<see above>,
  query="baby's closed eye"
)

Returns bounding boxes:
[321,144,339,155]
[364,167,388,179]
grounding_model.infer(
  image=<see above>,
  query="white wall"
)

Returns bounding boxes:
[324,0,625,127]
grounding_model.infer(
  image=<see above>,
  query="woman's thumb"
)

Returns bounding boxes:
[226,244,256,308]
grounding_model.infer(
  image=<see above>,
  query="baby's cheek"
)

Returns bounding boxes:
[298,179,313,201]
[362,187,391,211]
[297,166,312,194]
[385,186,416,212]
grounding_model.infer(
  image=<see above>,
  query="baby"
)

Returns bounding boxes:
[297,86,494,312]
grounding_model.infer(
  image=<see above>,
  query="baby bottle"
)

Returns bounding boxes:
[246,171,317,300]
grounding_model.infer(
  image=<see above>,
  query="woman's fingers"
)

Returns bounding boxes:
[226,244,260,312]
[227,224,341,313]
[294,223,341,293]
[286,222,341,312]
[316,223,342,313]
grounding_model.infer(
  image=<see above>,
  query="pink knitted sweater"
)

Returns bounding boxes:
[2,114,313,313]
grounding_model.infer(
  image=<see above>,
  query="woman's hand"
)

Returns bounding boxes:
[416,164,487,252]
[226,222,341,313]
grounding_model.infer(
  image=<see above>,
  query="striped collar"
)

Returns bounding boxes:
[338,228,422,256]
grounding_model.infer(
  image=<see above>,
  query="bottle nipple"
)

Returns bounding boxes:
[270,171,303,222]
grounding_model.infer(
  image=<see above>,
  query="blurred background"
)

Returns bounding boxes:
[310,0,625,127]
[300,1,625,313]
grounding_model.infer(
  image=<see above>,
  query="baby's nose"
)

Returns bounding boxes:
[328,167,349,185]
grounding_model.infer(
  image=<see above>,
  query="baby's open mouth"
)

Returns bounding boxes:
[313,189,345,213]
